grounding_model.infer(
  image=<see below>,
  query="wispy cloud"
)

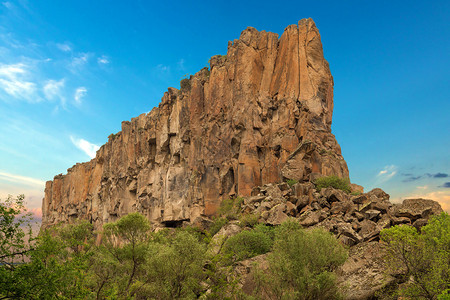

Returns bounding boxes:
[0,63,39,102]
[70,136,99,159]
[376,165,397,183]
[43,78,65,106]
[431,173,449,178]
[442,182,450,188]
[69,53,91,72]
[403,175,423,182]
[402,172,449,182]
[97,55,109,65]
[56,43,71,52]
[0,171,45,187]
[416,185,428,190]
[74,86,87,105]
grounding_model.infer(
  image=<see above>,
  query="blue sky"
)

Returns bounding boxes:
[0,0,449,218]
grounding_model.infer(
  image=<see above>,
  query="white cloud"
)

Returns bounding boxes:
[43,78,65,105]
[70,136,99,159]
[0,63,26,78]
[74,86,87,105]
[70,53,90,72]
[0,63,38,102]
[376,165,397,183]
[97,55,109,65]
[0,171,45,187]
[416,185,428,190]
[56,43,71,52]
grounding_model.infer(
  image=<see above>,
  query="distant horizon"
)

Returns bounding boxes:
[1,0,449,222]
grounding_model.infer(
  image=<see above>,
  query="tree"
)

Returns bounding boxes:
[134,230,207,299]
[93,212,151,299]
[0,195,33,264]
[0,193,94,300]
[255,219,348,300]
[380,212,450,299]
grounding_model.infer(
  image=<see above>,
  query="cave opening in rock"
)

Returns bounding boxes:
[161,219,189,228]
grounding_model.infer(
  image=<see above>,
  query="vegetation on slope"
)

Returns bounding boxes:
[2,195,449,299]
[380,212,450,299]
[314,175,352,193]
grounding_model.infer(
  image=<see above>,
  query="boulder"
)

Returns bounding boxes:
[266,204,289,225]
[337,241,395,300]
[394,198,443,221]
[298,210,321,227]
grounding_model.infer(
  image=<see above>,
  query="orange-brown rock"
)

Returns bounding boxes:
[42,18,349,230]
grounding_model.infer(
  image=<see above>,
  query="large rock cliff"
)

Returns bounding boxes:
[42,19,349,230]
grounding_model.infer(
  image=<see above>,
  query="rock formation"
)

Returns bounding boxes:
[42,18,349,230]
[41,18,445,299]
[213,183,443,299]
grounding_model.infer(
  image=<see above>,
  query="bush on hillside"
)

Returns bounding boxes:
[314,175,351,193]
[254,219,348,300]
[180,78,191,93]
[221,226,274,265]
[380,212,450,299]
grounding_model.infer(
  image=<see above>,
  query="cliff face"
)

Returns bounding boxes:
[42,19,349,230]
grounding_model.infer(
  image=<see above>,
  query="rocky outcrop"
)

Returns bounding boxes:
[215,185,443,299]
[236,183,443,247]
[42,18,349,231]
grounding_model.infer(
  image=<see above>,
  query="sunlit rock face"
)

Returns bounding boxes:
[41,18,349,231]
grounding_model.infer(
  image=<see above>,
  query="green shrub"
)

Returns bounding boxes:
[314,175,351,193]
[221,228,273,264]
[239,213,259,228]
[218,197,243,220]
[286,178,298,187]
[351,191,361,196]
[380,212,450,299]
[180,78,191,93]
[254,219,348,299]
[137,230,207,299]
[438,290,450,300]
[208,217,228,237]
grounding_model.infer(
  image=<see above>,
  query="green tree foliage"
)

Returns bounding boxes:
[91,213,208,299]
[314,175,351,193]
[380,212,450,299]
[221,225,274,265]
[255,219,348,300]
[93,212,151,298]
[1,197,351,300]
[133,230,206,299]
[0,194,94,300]
[218,196,244,220]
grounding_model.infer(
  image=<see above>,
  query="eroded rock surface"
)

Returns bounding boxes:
[42,18,349,230]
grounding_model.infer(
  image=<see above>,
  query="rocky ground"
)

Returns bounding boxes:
[204,181,443,299]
